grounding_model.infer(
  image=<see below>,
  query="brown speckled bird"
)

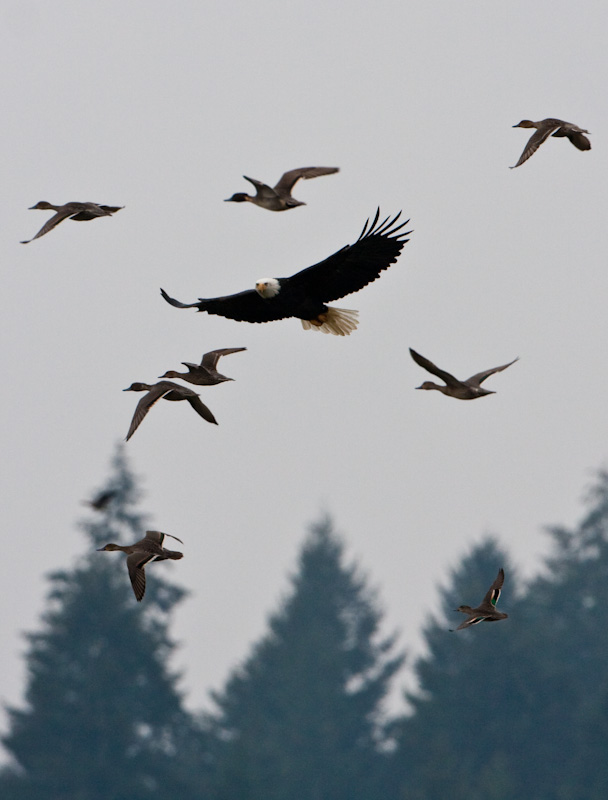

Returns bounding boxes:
[450,569,508,631]
[123,381,217,441]
[21,201,123,243]
[510,118,591,168]
[97,530,184,601]
[225,166,339,211]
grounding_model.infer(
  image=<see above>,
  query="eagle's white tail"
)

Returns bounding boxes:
[301,306,359,336]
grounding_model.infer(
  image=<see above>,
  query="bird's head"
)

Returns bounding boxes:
[224,193,250,203]
[255,278,281,298]
[158,370,179,379]
[455,605,474,614]
[97,543,121,552]
[123,382,150,392]
[29,201,55,210]
[416,381,439,391]
[513,120,535,128]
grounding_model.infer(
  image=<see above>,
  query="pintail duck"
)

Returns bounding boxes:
[123,381,217,441]
[450,568,508,631]
[224,166,339,211]
[510,118,591,168]
[159,347,247,386]
[21,201,124,243]
[410,348,518,400]
[97,530,183,601]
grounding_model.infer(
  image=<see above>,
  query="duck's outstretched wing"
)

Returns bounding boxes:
[453,615,486,631]
[144,530,184,546]
[409,348,461,388]
[510,123,561,168]
[185,394,218,425]
[126,552,155,601]
[243,176,277,200]
[285,210,411,303]
[274,166,339,194]
[125,384,174,441]
[467,358,518,386]
[200,347,247,369]
[20,209,74,243]
[563,130,591,151]
[481,568,505,608]
[70,204,123,220]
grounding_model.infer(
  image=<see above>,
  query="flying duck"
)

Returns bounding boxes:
[21,201,123,243]
[409,348,518,399]
[159,347,247,386]
[225,166,339,211]
[123,381,217,441]
[510,118,591,168]
[83,490,117,512]
[450,569,508,631]
[97,530,183,601]
[161,209,411,336]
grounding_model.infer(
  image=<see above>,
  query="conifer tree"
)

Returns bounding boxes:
[209,517,404,800]
[391,538,517,800]
[0,447,207,800]
[520,470,608,799]
[393,477,608,800]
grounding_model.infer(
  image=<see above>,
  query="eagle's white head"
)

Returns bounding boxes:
[255,277,281,298]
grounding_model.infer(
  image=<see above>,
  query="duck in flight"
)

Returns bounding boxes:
[21,201,123,243]
[225,166,339,211]
[83,489,117,512]
[123,381,217,441]
[450,569,508,631]
[510,118,591,169]
[161,209,411,336]
[409,348,518,399]
[159,347,246,386]
[97,530,184,602]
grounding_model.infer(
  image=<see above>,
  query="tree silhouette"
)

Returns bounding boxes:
[209,517,405,800]
[0,446,206,800]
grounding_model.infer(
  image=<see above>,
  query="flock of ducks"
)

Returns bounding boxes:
[40,119,590,612]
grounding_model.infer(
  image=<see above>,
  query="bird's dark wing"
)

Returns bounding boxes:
[564,130,591,151]
[185,394,218,425]
[87,490,117,510]
[274,166,339,194]
[243,176,277,199]
[126,552,155,601]
[284,210,410,303]
[99,205,124,214]
[510,123,561,168]
[467,358,518,386]
[482,568,505,608]
[454,616,486,631]
[409,348,461,388]
[200,347,247,369]
[161,288,292,323]
[125,384,174,441]
[144,530,184,546]
[70,204,123,220]
[20,209,74,243]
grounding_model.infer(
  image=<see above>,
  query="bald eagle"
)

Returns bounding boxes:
[160,209,411,336]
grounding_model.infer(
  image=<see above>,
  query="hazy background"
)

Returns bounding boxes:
[1,0,606,739]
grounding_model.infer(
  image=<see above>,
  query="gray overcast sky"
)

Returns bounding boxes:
[1,0,606,744]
